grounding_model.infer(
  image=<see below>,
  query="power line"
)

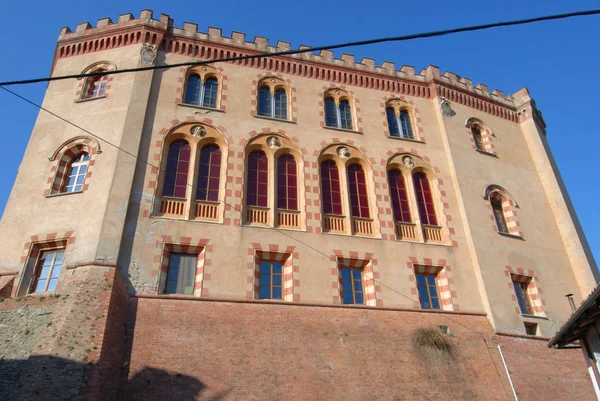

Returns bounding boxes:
[1,8,599,86]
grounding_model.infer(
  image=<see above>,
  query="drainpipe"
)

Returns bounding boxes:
[498,344,519,401]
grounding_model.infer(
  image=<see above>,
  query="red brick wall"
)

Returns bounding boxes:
[123,297,515,400]
[497,334,595,401]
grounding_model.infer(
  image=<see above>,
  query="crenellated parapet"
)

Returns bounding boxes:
[56,10,526,122]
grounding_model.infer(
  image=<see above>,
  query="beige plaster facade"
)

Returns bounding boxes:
[0,9,597,338]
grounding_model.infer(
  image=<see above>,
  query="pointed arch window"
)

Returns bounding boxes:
[64,153,90,193]
[320,160,342,215]
[347,164,370,219]
[162,140,191,199]
[82,69,108,99]
[413,172,437,226]
[185,75,219,108]
[388,170,411,223]
[196,144,222,202]
[277,154,298,210]
[247,151,269,207]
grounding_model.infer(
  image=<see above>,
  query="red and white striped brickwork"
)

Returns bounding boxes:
[505,265,545,316]
[45,138,100,196]
[488,189,523,237]
[407,257,458,311]
[380,95,426,141]
[246,243,299,302]
[250,73,298,122]
[317,84,364,133]
[330,249,382,307]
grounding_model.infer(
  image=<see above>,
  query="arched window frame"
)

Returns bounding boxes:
[155,123,228,223]
[243,134,305,230]
[182,65,222,109]
[484,185,522,237]
[323,89,356,131]
[77,61,116,101]
[386,154,447,243]
[466,118,496,155]
[319,144,377,237]
[385,100,417,140]
[256,77,290,120]
[47,137,100,196]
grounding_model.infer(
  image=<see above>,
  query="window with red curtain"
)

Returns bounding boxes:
[347,164,370,218]
[320,160,342,215]
[388,170,411,222]
[413,172,437,226]
[162,140,191,198]
[247,151,268,207]
[277,154,297,210]
[196,144,221,202]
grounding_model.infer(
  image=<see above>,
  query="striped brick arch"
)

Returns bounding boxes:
[174,65,229,112]
[155,236,212,297]
[380,95,426,141]
[466,117,496,154]
[317,84,364,132]
[46,137,100,196]
[504,265,545,316]
[407,257,457,311]
[75,61,116,100]
[484,185,523,237]
[250,73,298,122]
[16,231,76,297]
[330,250,382,307]
[246,243,299,302]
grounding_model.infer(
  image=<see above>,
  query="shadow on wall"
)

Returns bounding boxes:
[0,355,228,401]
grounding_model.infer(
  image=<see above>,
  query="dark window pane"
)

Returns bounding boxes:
[413,173,437,226]
[273,275,282,287]
[388,170,411,223]
[325,97,338,127]
[491,196,508,233]
[339,100,353,130]
[277,155,297,210]
[273,263,283,274]
[258,86,272,116]
[340,268,351,279]
[196,145,221,201]
[163,140,190,198]
[321,160,342,215]
[259,286,270,299]
[387,107,400,137]
[354,292,364,305]
[185,74,202,105]
[431,297,440,309]
[472,126,485,150]
[202,78,218,108]
[274,89,287,119]
[259,261,271,273]
[399,110,414,139]
[272,287,282,299]
[347,164,369,218]
[247,151,268,207]
[342,291,354,304]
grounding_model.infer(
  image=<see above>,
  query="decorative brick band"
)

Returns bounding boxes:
[330,249,382,307]
[504,265,545,316]
[246,243,299,302]
[407,256,458,311]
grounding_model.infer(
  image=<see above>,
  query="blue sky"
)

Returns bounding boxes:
[1,1,599,263]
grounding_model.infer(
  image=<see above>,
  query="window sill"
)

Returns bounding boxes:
[253,115,297,124]
[476,149,498,158]
[387,136,425,144]
[521,314,549,320]
[45,190,84,198]
[498,231,524,240]
[75,95,106,103]
[177,103,225,113]
[323,126,362,135]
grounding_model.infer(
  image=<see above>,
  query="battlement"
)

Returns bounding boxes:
[58,10,526,109]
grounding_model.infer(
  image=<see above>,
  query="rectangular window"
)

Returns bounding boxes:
[416,273,440,309]
[258,261,283,299]
[165,253,197,295]
[32,250,64,293]
[340,266,364,304]
[513,280,533,315]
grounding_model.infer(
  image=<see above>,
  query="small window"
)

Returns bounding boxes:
[524,322,538,336]
[491,195,508,233]
[64,153,89,193]
[258,260,283,299]
[165,253,197,295]
[32,250,64,293]
[338,100,353,130]
[340,266,364,304]
[472,126,485,151]
[83,70,108,99]
[184,74,219,108]
[386,107,414,139]
[416,273,440,309]
[513,280,533,315]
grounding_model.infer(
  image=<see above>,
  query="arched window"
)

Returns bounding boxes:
[491,195,508,233]
[347,164,370,219]
[64,153,90,193]
[386,101,414,139]
[388,170,411,222]
[320,160,342,215]
[324,89,354,130]
[277,154,297,210]
[162,140,191,198]
[257,78,289,120]
[472,125,485,151]
[413,172,437,226]
[184,71,219,108]
[247,151,268,207]
[82,69,108,99]
[196,144,221,202]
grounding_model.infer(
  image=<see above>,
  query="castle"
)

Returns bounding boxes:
[0,10,598,400]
